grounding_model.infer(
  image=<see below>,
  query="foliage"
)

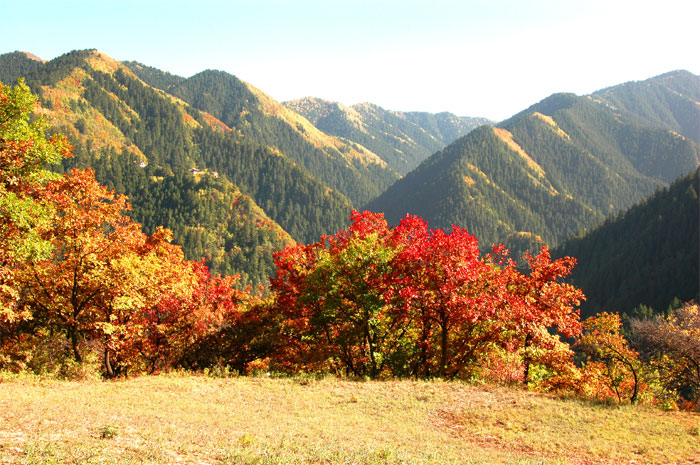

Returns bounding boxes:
[14,169,196,375]
[0,83,259,377]
[576,312,647,404]
[0,79,71,349]
[631,302,700,410]
[269,210,587,384]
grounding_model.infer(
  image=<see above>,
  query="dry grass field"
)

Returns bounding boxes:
[0,373,698,464]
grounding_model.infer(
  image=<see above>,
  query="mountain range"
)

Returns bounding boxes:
[0,49,488,284]
[368,73,699,255]
[0,49,697,312]
[283,97,491,175]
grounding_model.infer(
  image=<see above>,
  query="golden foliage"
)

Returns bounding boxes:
[532,112,571,140]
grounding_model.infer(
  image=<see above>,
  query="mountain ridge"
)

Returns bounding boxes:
[284,96,492,175]
[2,49,697,287]
[368,70,700,257]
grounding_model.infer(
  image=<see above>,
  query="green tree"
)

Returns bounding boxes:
[0,79,70,324]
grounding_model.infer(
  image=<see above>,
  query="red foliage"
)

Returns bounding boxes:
[269,212,586,383]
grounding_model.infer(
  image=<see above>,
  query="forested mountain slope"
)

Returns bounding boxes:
[591,70,700,144]
[368,77,700,257]
[0,50,354,284]
[555,169,699,318]
[3,50,696,285]
[284,97,491,175]
[124,63,398,206]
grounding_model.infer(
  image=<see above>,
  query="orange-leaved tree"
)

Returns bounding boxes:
[505,247,585,388]
[18,169,196,375]
[576,312,645,403]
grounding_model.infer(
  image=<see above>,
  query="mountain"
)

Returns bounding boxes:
[590,70,700,144]
[0,50,356,284]
[283,97,491,175]
[555,169,699,318]
[124,63,398,207]
[368,74,700,257]
[3,50,697,286]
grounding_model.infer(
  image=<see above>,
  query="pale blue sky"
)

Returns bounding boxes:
[1,0,698,120]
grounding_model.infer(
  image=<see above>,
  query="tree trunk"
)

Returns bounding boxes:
[69,328,82,363]
[104,347,114,378]
[440,312,448,378]
[523,333,532,384]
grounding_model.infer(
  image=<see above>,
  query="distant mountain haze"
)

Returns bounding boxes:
[283,96,491,175]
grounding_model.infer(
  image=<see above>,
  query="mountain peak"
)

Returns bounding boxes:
[84,50,129,76]
[19,51,44,62]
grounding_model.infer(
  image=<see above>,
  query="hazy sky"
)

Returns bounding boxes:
[1,0,698,120]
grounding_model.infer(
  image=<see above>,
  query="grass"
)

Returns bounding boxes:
[0,373,698,464]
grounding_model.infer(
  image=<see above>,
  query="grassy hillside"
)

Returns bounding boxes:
[0,374,697,465]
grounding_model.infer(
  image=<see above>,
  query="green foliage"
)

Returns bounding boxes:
[190,127,353,244]
[0,52,43,85]
[97,424,120,439]
[122,60,185,92]
[0,78,70,323]
[0,50,96,91]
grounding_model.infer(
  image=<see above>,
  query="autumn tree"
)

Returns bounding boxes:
[147,261,256,374]
[18,169,195,375]
[0,79,70,326]
[576,312,645,403]
[506,247,584,387]
[271,211,408,378]
[631,302,700,410]
[388,217,504,379]
[269,211,588,383]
